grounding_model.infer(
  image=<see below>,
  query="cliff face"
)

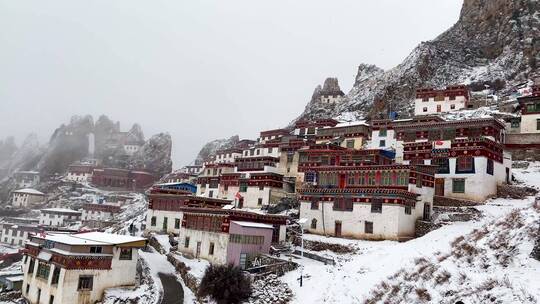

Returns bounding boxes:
[128,133,172,178]
[296,0,540,122]
[195,135,240,165]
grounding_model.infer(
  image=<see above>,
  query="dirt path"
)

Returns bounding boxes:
[158,272,184,304]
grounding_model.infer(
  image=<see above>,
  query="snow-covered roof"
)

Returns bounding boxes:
[231,221,274,229]
[5,275,24,282]
[13,188,44,195]
[41,208,81,214]
[35,232,146,247]
[334,121,368,128]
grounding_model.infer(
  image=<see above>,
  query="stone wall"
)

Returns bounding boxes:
[433,195,479,207]
[415,220,442,237]
[166,253,201,297]
[497,184,538,199]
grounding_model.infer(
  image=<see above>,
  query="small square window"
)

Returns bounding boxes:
[119,248,132,260]
[405,206,412,215]
[379,140,386,147]
[371,202,382,213]
[452,179,465,193]
[78,275,93,291]
[423,107,428,112]
[365,221,373,234]
[257,198,263,206]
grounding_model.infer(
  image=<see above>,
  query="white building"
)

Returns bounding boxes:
[81,203,120,222]
[517,89,540,134]
[11,189,46,208]
[0,223,38,247]
[14,171,40,188]
[22,232,146,304]
[38,208,82,227]
[414,85,469,116]
[66,164,95,183]
[403,138,512,202]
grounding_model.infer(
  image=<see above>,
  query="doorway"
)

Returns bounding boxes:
[334,221,342,237]
[435,178,445,196]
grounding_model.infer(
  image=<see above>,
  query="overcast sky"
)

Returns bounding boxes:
[0,0,462,168]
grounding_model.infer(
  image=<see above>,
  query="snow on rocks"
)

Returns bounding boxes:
[248,274,293,304]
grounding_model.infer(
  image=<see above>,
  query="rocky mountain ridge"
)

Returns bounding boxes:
[297,0,540,122]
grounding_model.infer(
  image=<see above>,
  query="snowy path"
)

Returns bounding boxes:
[158,273,184,304]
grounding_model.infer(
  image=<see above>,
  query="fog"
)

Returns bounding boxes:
[0,0,462,168]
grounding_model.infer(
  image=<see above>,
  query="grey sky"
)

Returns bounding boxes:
[0,0,462,168]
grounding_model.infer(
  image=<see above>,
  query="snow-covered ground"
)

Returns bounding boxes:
[279,165,540,303]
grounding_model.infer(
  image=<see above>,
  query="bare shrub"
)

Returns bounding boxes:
[415,288,431,302]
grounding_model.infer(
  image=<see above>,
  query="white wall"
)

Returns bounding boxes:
[0,228,29,247]
[300,201,416,240]
[146,209,183,234]
[414,96,467,116]
[177,229,229,265]
[22,247,139,304]
[520,113,540,133]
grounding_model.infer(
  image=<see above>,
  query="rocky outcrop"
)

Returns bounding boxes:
[195,135,240,164]
[292,77,347,124]
[37,115,94,176]
[128,133,172,178]
[294,0,540,122]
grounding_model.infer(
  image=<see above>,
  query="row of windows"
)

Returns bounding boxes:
[229,234,265,245]
[310,219,375,234]
[183,238,215,255]
[434,157,493,175]
[311,200,411,215]
[150,216,182,230]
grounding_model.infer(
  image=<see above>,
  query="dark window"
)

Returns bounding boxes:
[78,276,93,291]
[119,248,132,260]
[239,182,247,192]
[371,201,382,213]
[307,127,316,135]
[209,242,215,255]
[405,206,412,215]
[379,140,386,147]
[151,216,156,226]
[333,197,353,211]
[175,218,181,229]
[162,217,168,230]
[365,221,373,234]
[286,153,294,163]
[90,246,102,254]
[452,179,465,193]
[416,175,422,188]
[379,129,387,137]
[456,156,475,173]
[184,237,190,248]
[310,219,317,229]
[224,184,228,191]
[259,185,264,190]
[423,107,428,112]
[26,283,30,294]
[304,172,316,183]
[442,129,456,140]
[28,258,35,274]
[434,158,450,174]
[450,104,456,110]
[537,119,540,131]
[310,200,319,210]
[487,159,494,175]
[51,267,60,284]
[257,198,263,206]
[36,262,50,280]
[346,140,355,149]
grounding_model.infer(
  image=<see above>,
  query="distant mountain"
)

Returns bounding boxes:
[1,115,173,180]
[296,0,540,122]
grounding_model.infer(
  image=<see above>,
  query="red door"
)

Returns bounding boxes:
[339,174,346,189]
